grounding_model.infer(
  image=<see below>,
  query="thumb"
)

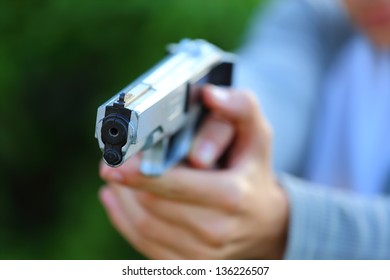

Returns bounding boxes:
[188,115,234,169]
[200,85,272,167]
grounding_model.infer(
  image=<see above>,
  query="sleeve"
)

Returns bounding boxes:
[233,0,353,176]
[233,0,385,260]
[281,174,390,259]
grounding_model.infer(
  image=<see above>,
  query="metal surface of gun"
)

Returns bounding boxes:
[95,39,234,176]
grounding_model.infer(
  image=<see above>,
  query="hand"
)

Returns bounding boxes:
[99,85,289,259]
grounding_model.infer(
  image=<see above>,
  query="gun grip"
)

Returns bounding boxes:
[140,60,233,176]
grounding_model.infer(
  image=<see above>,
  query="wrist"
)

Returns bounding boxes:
[266,180,289,259]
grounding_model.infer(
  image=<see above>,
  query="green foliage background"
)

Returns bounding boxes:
[0,0,265,259]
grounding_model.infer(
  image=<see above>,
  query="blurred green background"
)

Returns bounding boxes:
[0,0,265,259]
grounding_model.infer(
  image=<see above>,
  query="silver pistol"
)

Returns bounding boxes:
[95,39,234,176]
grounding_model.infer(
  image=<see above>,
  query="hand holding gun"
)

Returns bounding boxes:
[95,39,234,176]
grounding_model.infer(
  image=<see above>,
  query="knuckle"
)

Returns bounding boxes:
[199,212,233,248]
[208,235,225,248]
[242,89,259,110]
[232,89,261,123]
[202,225,228,248]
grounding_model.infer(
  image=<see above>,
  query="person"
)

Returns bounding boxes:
[99,0,390,259]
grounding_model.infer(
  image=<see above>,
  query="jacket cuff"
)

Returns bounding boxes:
[279,173,330,259]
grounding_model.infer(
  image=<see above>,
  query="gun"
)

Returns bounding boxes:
[95,39,234,176]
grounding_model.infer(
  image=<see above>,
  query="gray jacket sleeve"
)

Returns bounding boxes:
[281,174,390,259]
[234,0,390,259]
[234,0,352,175]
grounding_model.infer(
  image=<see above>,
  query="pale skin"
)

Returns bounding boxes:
[99,0,390,259]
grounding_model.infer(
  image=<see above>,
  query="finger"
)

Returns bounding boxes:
[201,85,272,167]
[201,85,262,130]
[136,191,230,248]
[102,159,241,211]
[110,185,216,259]
[100,185,185,259]
[100,154,142,184]
[99,186,138,243]
[188,115,234,169]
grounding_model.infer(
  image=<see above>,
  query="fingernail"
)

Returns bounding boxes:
[99,187,116,208]
[211,86,229,102]
[196,141,217,166]
[106,172,124,183]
